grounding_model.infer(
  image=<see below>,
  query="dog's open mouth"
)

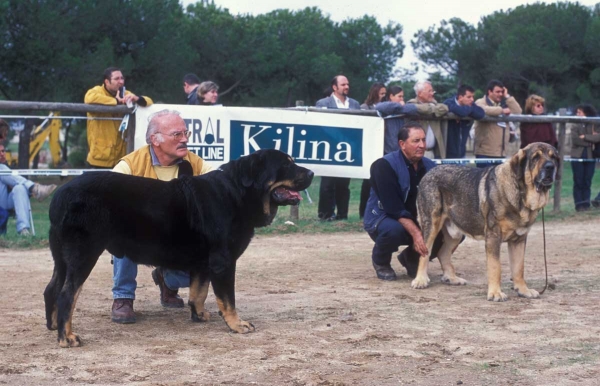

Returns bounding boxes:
[271,186,302,205]
[535,176,555,192]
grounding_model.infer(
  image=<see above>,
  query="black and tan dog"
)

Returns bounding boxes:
[44,149,313,347]
[413,142,559,301]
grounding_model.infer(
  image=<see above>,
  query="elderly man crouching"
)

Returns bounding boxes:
[110,109,213,323]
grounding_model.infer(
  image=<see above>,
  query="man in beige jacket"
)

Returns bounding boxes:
[407,80,449,159]
[472,79,522,167]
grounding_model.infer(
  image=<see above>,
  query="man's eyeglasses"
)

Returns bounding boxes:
[159,130,191,140]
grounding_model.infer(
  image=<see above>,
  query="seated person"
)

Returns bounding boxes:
[0,140,56,236]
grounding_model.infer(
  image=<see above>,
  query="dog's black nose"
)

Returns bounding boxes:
[307,170,314,179]
[543,161,555,171]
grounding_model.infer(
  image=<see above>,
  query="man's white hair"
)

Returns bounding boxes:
[146,109,182,144]
[413,80,432,96]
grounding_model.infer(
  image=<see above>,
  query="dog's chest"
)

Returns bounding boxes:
[502,210,538,241]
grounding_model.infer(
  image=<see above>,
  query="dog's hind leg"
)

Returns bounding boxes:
[508,238,539,299]
[44,227,66,330]
[438,224,467,286]
[44,263,66,330]
[56,244,104,348]
[189,270,211,322]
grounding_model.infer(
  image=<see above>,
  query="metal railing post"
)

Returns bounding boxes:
[554,122,566,212]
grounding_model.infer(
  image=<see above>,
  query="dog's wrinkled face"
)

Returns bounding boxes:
[511,142,559,202]
[236,149,314,225]
[525,143,559,193]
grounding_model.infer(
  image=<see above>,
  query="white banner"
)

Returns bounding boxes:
[135,104,384,179]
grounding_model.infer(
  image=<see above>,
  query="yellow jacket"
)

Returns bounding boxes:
[118,145,211,179]
[84,85,153,168]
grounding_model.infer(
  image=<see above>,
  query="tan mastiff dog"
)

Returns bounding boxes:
[413,142,559,301]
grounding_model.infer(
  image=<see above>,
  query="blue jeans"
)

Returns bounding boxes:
[571,161,595,209]
[112,256,191,299]
[367,217,413,266]
[446,123,471,159]
[0,165,34,232]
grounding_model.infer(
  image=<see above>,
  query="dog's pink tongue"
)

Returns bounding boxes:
[288,190,302,200]
[275,187,302,201]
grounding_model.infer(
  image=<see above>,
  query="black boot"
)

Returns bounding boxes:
[398,247,420,278]
[372,262,397,281]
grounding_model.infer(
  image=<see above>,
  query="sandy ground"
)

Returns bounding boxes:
[1,218,599,385]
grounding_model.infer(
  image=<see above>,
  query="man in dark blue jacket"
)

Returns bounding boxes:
[183,73,200,105]
[443,85,485,159]
[363,122,436,280]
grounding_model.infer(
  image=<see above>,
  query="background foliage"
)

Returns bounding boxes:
[411,2,600,110]
[2,1,600,111]
[0,0,403,107]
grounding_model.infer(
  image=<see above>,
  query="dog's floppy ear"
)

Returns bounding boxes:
[510,148,527,180]
[240,151,272,189]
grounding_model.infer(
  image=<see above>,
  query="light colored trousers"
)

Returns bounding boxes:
[0,164,34,232]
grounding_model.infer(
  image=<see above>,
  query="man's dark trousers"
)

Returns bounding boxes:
[367,217,414,265]
[318,176,350,219]
[446,124,471,159]
[368,217,446,266]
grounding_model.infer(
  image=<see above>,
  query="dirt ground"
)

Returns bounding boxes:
[1,218,599,386]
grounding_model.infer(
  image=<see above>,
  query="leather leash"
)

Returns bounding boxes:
[538,207,548,295]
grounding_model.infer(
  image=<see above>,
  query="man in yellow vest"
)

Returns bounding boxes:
[111,109,213,324]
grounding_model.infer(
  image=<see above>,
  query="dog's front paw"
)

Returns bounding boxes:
[516,287,540,299]
[411,275,430,289]
[228,319,255,334]
[191,310,211,322]
[441,275,467,286]
[58,333,82,348]
[487,290,508,302]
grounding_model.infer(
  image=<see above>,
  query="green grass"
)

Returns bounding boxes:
[2,166,600,249]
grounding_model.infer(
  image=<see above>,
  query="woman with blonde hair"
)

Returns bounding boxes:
[196,81,219,105]
[520,94,557,149]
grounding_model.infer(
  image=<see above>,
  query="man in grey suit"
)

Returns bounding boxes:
[315,75,360,220]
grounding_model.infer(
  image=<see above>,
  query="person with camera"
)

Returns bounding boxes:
[84,67,153,168]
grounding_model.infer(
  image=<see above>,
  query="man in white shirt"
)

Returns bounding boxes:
[314,75,360,220]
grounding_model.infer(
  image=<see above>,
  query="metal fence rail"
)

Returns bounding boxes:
[2,99,599,212]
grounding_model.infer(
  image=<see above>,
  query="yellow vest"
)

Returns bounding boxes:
[120,145,205,179]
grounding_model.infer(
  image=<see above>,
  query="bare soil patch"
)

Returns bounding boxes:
[1,218,599,385]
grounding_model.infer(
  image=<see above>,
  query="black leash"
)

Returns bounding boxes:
[539,207,548,295]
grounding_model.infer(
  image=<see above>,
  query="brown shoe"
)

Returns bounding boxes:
[152,268,184,308]
[111,299,136,324]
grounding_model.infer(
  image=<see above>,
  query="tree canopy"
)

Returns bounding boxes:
[412,2,600,110]
[0,0,404,107]
[2,1,600,110]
